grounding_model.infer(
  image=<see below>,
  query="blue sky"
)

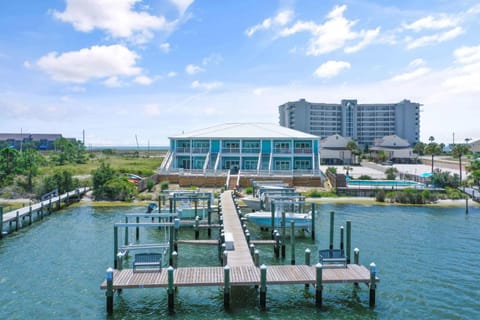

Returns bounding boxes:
[1,0,479,146]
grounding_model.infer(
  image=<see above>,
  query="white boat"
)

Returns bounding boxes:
[241,197,262,211]
[245,211,312,229]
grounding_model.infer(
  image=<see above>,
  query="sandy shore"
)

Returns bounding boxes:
[308,197,479,207]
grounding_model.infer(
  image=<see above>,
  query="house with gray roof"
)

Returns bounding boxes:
[319,134,354,165]
[0,133,64,150]
[370,135,417,163]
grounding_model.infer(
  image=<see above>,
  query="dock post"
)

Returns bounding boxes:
[66,192,69,205]
[223,250,228,266]
[254,249,260,267]
[172,251,178,268]
[281,211,286,258]
[329,211,334,250]
[167,266,175,314]
[15,211,19,231]
[0,207,3,239]
[220,243,226,263]
[194,216,200,240]
[224,265,230,309]
[270,202,275,237]
[290,220,295,265]
[124,216,129,246]
[354,248,359,264]
[245,230,250,244]
[135,216,140,241]
[311,203,316,240]
[40,203,43,219]
[207,198,212,237]
[315,263,323,308]
[466,196,469,214]
[29,206,32,225]
[169,198,173,213]
[106,267,114,315]
[274,231,280,258]
[116,253,123,271]
[369,262,377,308]
[346,220,352,264]
[250,243,255,257]
[305,248,311,289]
[48,198,52,215]
[113,226,118,268]
[169,223,175,266]
[340,226,344,251]
[174,218,180,252]
[260,264,267,311]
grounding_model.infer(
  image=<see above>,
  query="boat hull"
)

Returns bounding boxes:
[245,212,311,229]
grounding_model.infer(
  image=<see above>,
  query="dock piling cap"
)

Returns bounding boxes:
[260,264,267,270]
[370,262,377,274]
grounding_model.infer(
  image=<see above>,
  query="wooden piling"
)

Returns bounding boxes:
[329,211,334,250]
[305,248,311,289]
[290,220,295,265]
[194,216,200,240]
[169,223,175,266]
[254,249,260,267]
[135,216,140,240]
[340,226,344,250]
[207,198,212,237]
[274,231,280,258]
[354,248,359,264]
[281,211,286,258]
[116,253,123,271]
[172,251,178,268]
[106,268,114,315]
[224,265,230,309]
[315,263,323,308]
[28,206,32,225]
[466,197,469,214]
[113,226,118,268]
[15,211,19,232]
[124,216,129,246]
[260,264,267,311]
[167,266,175,313]
[311,203,316,240]
[270,202,275,236]
[346,220,352,264]
[369,262,377,308]
[223,250,228,266]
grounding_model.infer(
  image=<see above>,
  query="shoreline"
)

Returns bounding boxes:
[308,196,479,207]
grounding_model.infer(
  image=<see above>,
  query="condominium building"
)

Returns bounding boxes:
[160,123,321,175]
[279,99,420,147]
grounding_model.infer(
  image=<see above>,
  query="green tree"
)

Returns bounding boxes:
[424,136,442,173]
[385,167,398,180]
[376,150,387,163]
[413,142,426,156]
[103,177,137,201]
[466,159,480,187]
[0,147,20,186]
[36,170,78,197]
[452,142,471,183]
[18,148,45,192]
[431,171,460,188]
[52,138,87,165]
[346,140,361,164]
[92,162,116,199]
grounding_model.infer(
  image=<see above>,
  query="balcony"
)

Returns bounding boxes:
[294,148,312,154]
[222,147,240,153]
[242,148,260,154]
[191,147,209,154]
[273,148,291,154]
[176,147,190,153]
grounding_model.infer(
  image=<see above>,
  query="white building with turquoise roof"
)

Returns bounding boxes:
[160,123,321,176]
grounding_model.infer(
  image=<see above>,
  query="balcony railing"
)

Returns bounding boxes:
[273,148,291,154]
[294,148,312,154]
[176,147,190,153]
[242,148,260,154]
[191,147,209,153]
[222,147,240,153]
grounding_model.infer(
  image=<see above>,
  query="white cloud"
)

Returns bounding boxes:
[160,42,171,53]
[185,64,204,75]
[345,27,381,53]
[36,45,142,83]
[278,5,379,55]
[245,10,294,37]
[167,71,177,77]
[23,61,32,69]
[406,27,463,49]
[169,0,194,16]
[253,87,269,96]
[442,45,480,93]
[103,76,124,88]
[202,53,223,66]
[409,58,426,67]
[191,80,223,90]
[313,60,351,78]
[134,75,153,85]
[52,0,171,44]
[391,67,430,81]
[403,15,458,32]
[143,103,162,116]
[68,85,86,92]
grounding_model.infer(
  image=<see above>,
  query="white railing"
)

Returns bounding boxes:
[203,152,210,173]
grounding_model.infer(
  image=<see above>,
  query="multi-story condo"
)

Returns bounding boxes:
[279,99,420,147]
[160,123,321,175]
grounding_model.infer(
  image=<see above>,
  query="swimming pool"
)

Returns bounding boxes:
[347,178,424,187]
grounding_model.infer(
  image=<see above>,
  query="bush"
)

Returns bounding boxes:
[326,167,337,175]
[375,189,385,202]
[146,178,155,192]
[160,180,169,192]
[358,175,372,180]
[102,177,137,202]
[244,187,253,195]
[304,189,337,198]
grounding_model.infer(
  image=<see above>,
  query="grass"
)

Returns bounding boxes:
[0,202,29,212]
[38,153,163,177]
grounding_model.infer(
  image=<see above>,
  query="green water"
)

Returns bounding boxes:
[1,203,479,319]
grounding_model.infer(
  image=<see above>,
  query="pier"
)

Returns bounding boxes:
[0,187,89,238]
[100,190,378,314]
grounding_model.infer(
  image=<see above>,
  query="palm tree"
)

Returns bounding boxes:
[452,141,471,184]
[346,140,360,165]
[424,136,442,173]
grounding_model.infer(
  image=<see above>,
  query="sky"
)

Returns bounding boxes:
[1,0,480,147]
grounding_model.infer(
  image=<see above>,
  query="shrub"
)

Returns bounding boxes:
[102,177,137,202]
[358,175,372,180]
[326,167,337,175]
[160,180,169,192]
[146,178,155,192]
[375,189,385,202]
[244,187,253,195]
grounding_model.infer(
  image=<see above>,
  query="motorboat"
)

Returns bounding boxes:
[245,211,311,229]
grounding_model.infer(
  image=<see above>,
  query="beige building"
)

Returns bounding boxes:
[320,134,354,165]
[370,135,417,163]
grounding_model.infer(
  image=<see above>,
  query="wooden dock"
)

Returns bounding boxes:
[0,187,89,237]
[100,264,373,289]
[101,190,379,314]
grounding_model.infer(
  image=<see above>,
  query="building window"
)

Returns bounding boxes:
[275,160,290,170]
